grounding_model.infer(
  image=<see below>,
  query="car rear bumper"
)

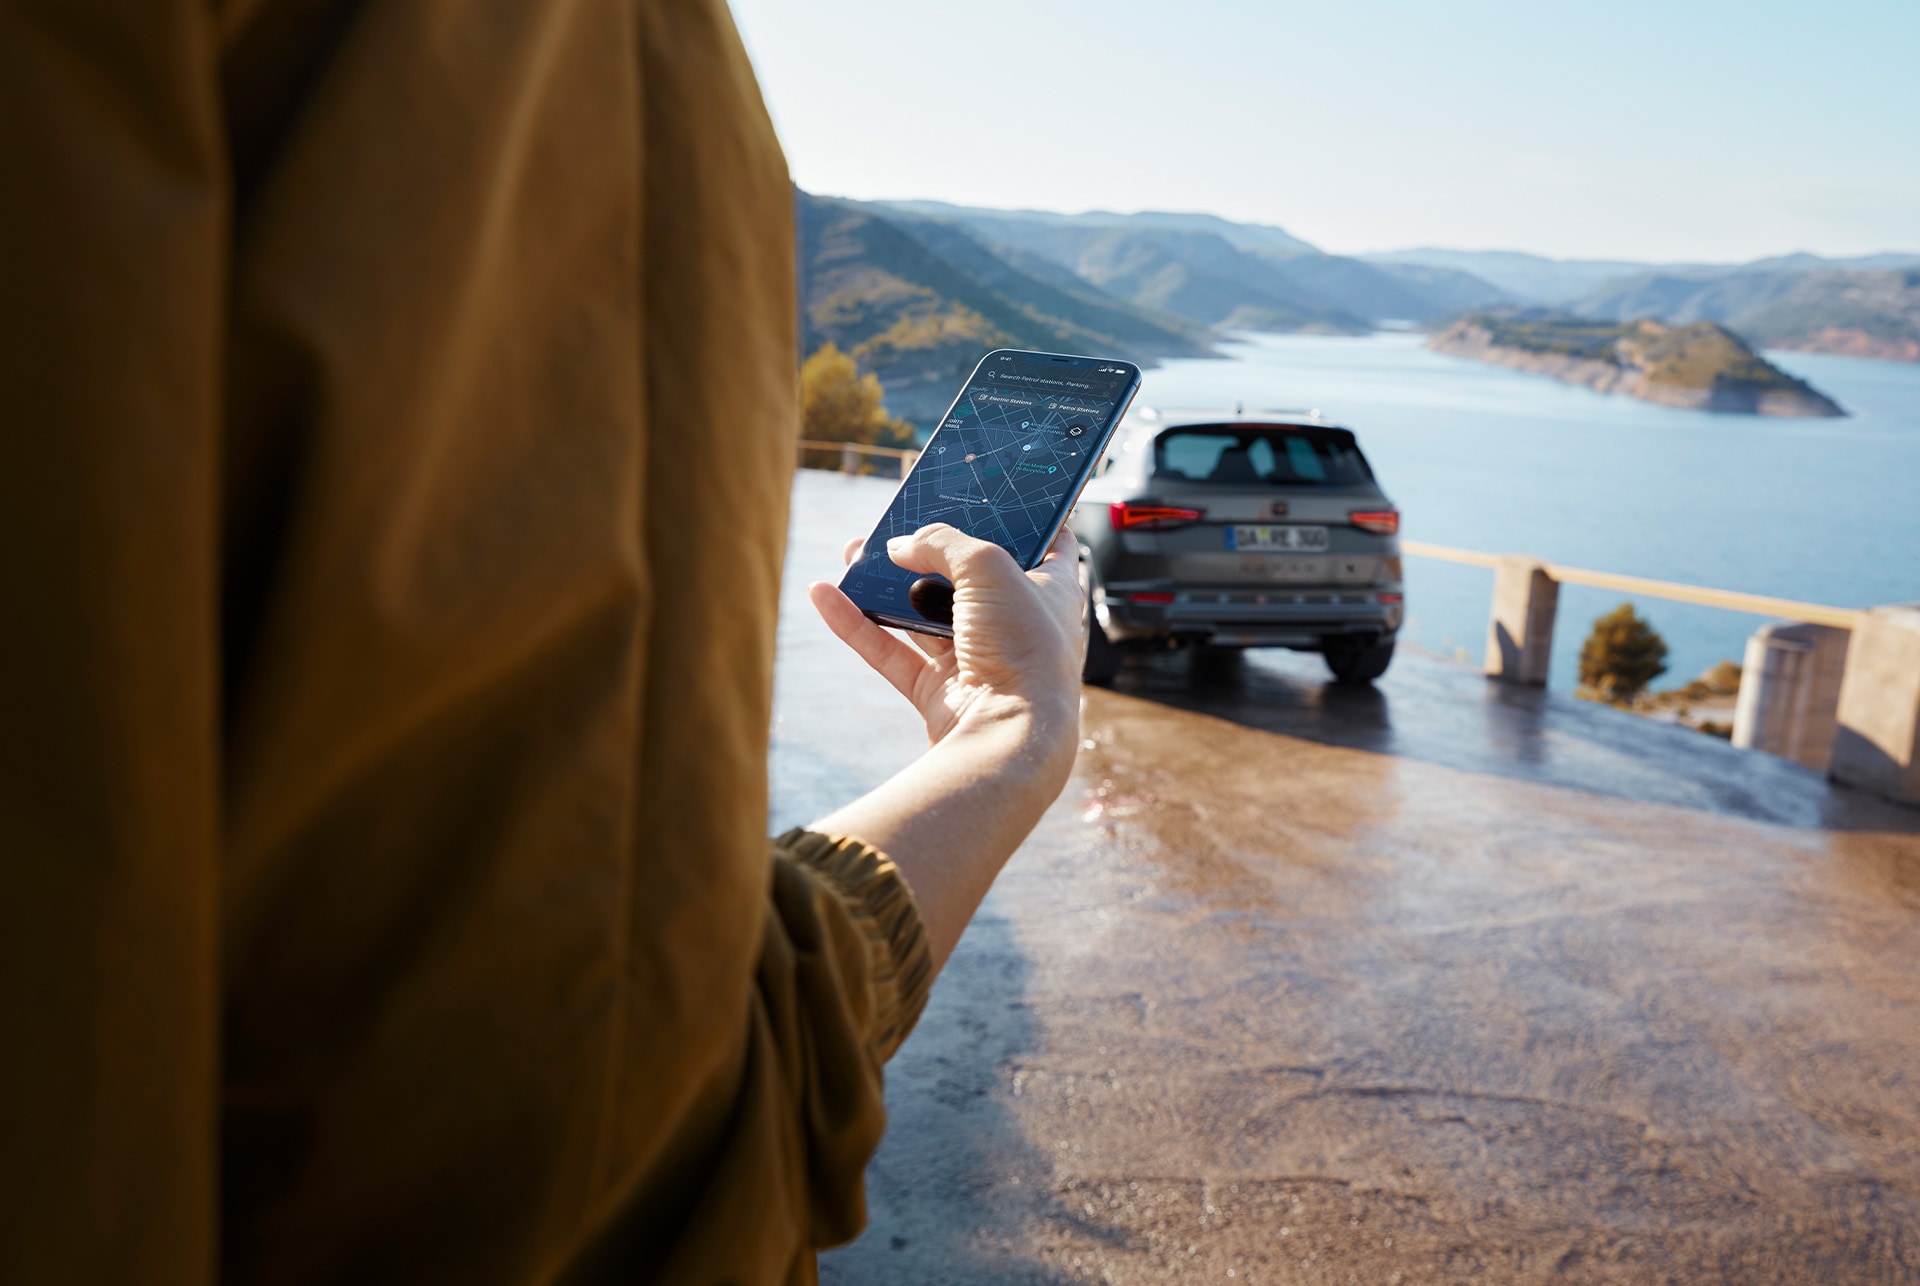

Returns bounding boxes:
[1098,584,1404,647]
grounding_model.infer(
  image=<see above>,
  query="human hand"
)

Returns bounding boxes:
[808,525,1088,968]
[808,525,1085,749]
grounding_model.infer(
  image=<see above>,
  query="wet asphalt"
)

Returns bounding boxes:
[773,471,1920,1285]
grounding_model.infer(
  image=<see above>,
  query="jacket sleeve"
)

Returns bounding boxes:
[611,830,933,1285]
[761,830,933,1246]
[770,829,935,1070]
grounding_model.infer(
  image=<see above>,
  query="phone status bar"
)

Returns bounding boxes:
[980,360,1131,400]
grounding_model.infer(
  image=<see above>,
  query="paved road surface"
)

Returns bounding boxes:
[774,471,1920,1284]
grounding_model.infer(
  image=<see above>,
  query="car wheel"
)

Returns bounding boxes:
[1324,635,1394,685]
[1078,550,1122,687]
[1084,616,1122,686]
[1191,643,1243,679]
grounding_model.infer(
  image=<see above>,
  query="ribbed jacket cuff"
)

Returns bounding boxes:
[774,828,933,1062]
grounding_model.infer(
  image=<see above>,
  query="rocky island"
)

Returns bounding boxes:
[1428,311,1845,417]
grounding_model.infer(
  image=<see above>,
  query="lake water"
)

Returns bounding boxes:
[1136,332,1920,691]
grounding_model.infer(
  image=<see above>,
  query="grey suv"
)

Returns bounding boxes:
[1069,407,1404,685]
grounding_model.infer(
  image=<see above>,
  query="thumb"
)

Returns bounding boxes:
[886,523,1024,589]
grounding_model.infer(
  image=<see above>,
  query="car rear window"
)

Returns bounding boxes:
[1155,428,1373,487]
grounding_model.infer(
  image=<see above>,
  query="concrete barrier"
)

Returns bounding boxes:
[1830,604,1920,806]
[1731,622,1851,772]
[1405,541,1920,807]
[797,439,919,480]
[1484,556,1558,685]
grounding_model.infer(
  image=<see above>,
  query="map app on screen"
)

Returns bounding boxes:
[839,350,1139,631]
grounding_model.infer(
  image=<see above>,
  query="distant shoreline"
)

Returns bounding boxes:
[1765,327,1920,364]
[1426,315,1845,418]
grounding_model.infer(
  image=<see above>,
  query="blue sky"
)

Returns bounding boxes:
[728,0,1919,263]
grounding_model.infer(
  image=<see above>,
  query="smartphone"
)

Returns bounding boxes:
[838,349,1142,636]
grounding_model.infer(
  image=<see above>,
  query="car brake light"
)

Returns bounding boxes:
[1130,591,1176,604]
[1349,509,1400,535]
[1377,592,1403,604]
[1110,502,1205,532]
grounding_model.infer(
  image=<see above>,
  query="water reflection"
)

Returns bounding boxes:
[1105,644,1920,834]
[1111,646,1395,756]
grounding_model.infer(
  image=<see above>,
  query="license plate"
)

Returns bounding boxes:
[1228,524,1328,551]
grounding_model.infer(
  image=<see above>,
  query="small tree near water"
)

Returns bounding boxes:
[1577,602,1669,704]
[800,343,912,447]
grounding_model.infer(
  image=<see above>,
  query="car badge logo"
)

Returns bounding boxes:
[1271,501,1289,517]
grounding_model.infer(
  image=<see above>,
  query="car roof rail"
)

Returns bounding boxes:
[1140,405,1330,423]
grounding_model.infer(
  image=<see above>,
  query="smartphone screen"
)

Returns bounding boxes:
[838,349,1141,634]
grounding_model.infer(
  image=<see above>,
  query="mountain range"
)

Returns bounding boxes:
[1369,247,1920,306]
[795,189,1920,425]
[1571,267,1920,363]
[795,192,1209,423]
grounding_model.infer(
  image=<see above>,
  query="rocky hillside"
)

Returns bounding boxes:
[1578,269,1920,364]
[796,191,1209,424]
[991,224,1371,334]
[1427,312,1845,417]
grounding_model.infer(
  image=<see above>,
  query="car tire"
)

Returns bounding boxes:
[1078,551,1123,687]
[1324,635,1394,685]
[1084,617,1122,687]
[1191,643,1243,679]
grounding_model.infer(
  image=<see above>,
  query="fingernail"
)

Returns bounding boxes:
[886,536,906,551]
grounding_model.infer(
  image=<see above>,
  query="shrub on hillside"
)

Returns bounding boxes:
[1577,603,1669,705]
[800,343,912,449]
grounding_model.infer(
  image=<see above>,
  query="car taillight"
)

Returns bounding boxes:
[1110,502,1205,532]
[1130,591,1176,604]
[1349,509,1399,535]
[1377,592,1404,604]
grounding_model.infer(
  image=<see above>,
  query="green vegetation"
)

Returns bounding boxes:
[850,305,1010,368]
[1638,658,1741,739]
[1577,603,1670,705]
[1660,659,1742,703]
[1462,313,1623,361]
[1628,321,1807,392]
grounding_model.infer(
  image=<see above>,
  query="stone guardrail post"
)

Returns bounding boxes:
[1830,604,1920,805]
[900,448,919,479]
[1485,556,1558,685]
[1731,622,1851,772]
[839,444,859,475]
